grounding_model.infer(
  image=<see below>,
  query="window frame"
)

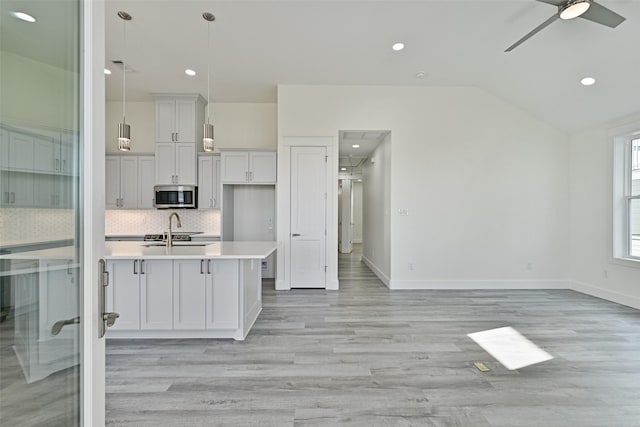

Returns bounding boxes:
[613,127,640,263]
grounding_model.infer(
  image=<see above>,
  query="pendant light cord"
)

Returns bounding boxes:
[122,17,127,124]
[207,20,211,125]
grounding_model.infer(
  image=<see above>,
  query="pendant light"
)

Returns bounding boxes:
[202,12,216,152]
[117,11,132,151]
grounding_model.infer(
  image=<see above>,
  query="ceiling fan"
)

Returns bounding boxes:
[505,0,625,52]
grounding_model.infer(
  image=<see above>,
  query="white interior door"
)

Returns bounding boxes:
[290,146,327,288]
[340,179,353,254]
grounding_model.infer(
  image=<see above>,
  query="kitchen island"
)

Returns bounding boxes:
[104,241,278,341]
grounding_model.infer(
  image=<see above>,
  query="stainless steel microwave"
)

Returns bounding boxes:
[153,185,197,209]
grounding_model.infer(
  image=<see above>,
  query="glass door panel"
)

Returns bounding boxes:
[0,0,82,425]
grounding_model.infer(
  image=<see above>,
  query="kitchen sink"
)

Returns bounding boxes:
[143,242,208,247]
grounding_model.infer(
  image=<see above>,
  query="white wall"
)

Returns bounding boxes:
[278,85,569,289]
[569,112,640,309]
[352,181,363,244]
[105,101,276,154]
[362,134,391,282]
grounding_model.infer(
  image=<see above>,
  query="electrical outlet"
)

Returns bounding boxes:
[398,209,409,216]
[408,263,414,271]
[526,262,533,271]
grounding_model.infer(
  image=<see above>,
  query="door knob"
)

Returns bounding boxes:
[292,233,301,237]
[103,312,120,327]
[51,316,80,336]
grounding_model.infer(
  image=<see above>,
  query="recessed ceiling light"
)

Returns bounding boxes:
[185,69,196,76]
[13,11,36,22]
[104,68,112,75]
[352,144,360,148]
[581,77,596,86]
[392,42,405,51]
[340,167,346,171]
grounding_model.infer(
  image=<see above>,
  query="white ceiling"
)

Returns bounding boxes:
[339,130,387,172]
[2,1,638,134]
[100,0,640,133]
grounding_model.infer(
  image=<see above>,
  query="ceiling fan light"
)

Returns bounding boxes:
[559,0,591,20]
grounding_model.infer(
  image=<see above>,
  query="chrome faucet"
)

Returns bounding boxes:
[166,212,182,247]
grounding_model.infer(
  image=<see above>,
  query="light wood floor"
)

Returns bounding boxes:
[106,247,640,426]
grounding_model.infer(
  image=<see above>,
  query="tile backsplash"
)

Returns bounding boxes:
[0,208,75,242]
[105,209,220,236]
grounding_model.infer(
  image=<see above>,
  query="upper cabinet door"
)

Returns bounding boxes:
[33,136,56,173]
[9,132,35,171]
[198,156,214,209]
[137,156,155,209]
[249,152,277,183]
[119,157,139,208]
[0,129,8,169]
[155,143,176,185]
[221,152,249,183]
[105,156,121,209]
[174,99,196,143]
[155,100,176,143]
[175,143,196,185]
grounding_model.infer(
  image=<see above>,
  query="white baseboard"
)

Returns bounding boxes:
[387,279,569,290]
[361,255,391,288]
[570,280,640,310]
[275,279,290,291]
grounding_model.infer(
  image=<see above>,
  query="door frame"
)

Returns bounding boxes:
[277,136,338,290]
[81,0,106,425]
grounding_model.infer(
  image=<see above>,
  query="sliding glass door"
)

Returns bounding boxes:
[1,1,85,425]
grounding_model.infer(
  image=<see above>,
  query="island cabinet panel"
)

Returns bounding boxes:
[107,260,140,330]
[173,259,207,329]
[140,260,174,330]
[206,260,240,330]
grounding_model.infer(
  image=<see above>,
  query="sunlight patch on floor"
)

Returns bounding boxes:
[468,326,553,370]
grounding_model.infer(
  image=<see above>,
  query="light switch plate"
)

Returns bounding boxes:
[398,208,409,216]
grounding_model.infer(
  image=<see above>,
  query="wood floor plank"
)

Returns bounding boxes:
[106,244,640,426]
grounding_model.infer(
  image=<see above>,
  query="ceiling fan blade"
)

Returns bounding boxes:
[536,0,565,6]
[505,14,560,52]
[579,1,626,28]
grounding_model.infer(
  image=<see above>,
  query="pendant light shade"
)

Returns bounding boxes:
[117,11,132,151]
[202,12,216,152]
[118,123,131,151]
[203,123,215,152]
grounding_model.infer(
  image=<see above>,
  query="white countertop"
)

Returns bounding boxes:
[104,241,279,260]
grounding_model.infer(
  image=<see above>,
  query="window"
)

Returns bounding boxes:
[614,132,640,262]
[630,138,640,258]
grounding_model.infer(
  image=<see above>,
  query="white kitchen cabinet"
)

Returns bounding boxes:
[220,151,276,184]
[106,259,141,330]
[155,142,196,185]
[8,131,35,171]
[140,260,174,330]
[154,95,206,143]
[137,156,155,208]
[1,171,34,207]
[33,174,71,208]
[173,259,207,329]
[198,154,221,209]
[206,260,239,330]
[106,155,154,209]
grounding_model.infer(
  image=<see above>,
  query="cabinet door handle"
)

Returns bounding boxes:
[200,259,205,274]
[55,158,60,171]
[207,259,211,275]
[245,171,248,181]
[10,192,15,204]
[63,159,67,171]
[133,260,138,275]
[250,171,253,181]
[140,260,145,275]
